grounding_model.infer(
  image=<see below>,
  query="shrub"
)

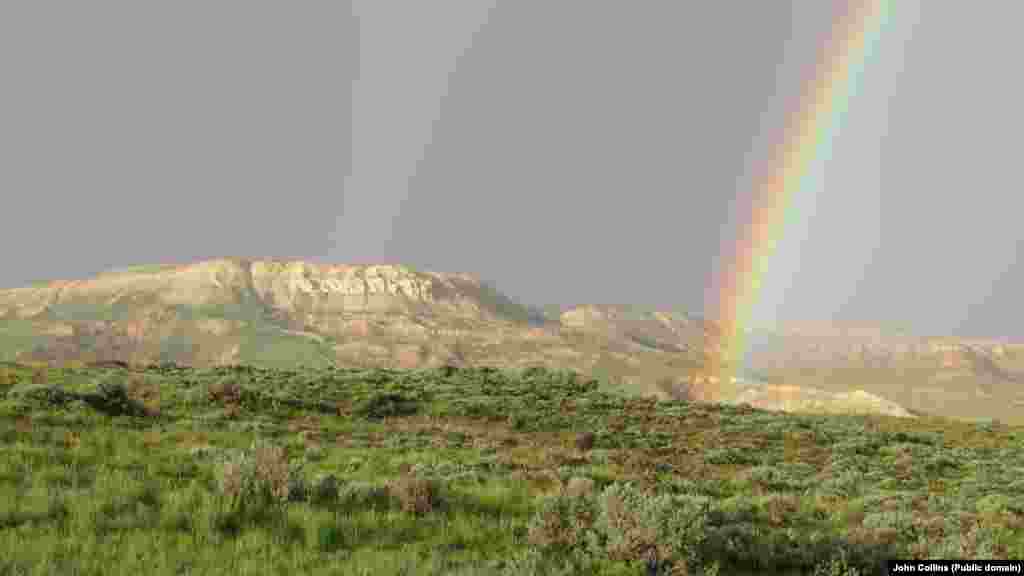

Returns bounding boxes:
[286,475,309,503]
[522,482,712,574]
[92,374,150,417]
[309,473,340,504]
[811,550,863,576]
[218,439,301,510]
[31,367,48,385]
[593,483,709,571]
[336,481,392,510]
[526,492,598,554]
[563,477,596,499]
[574,432,596,453]
[6,383,70,406]
[355,392,418,419]
[125,374,162,417]
[509,414,529,430]
[304,444,326,462]
[209,378,242,405]
[389,476,444,515]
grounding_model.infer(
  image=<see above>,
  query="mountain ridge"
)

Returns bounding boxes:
[3,257,1022,423]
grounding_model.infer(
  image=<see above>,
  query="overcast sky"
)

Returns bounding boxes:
[1,2,1021,339]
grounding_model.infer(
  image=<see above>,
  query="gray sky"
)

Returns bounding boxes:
[1,2,1021,339]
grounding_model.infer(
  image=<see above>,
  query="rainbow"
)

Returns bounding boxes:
[703,0,893,395]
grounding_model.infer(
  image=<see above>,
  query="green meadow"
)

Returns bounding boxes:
[1,362,1022,575]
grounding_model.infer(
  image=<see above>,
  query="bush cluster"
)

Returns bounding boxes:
[521,481,711,575]
[387,476,445,515]
[218,439,303,510]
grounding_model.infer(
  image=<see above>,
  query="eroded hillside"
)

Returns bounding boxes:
[0,259,702,402]
[7,257,1018,422]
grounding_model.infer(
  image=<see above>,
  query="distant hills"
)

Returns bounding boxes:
[744,321,1024,424]
[0,259,704,397]
[2,257,1022,423]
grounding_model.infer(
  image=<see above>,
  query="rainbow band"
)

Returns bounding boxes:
[705,1,892,395]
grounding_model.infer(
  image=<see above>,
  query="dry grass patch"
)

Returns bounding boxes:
[0,366,14,387]
[208,379,241,405]
[287,415,324,447]
[63,430,81,450]
[174,430,210,450]
[574,431,596,452]
[218,440,295,506]
[526,469,565,496]
[141,430,162,450]
[387,475,444,515]
[253,442,292,501]
[562,476,596,499]
[762,493,803,527]
[14,415,32,434]
[913,514,948,541]
[30,366,48,384]
[286,415,321,434]
[125,374,162,417]
[892,451,916,480]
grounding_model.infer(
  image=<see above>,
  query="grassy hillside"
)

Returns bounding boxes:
[1,261,721,406]
[0,320,46,363]
[1,362,1022,574]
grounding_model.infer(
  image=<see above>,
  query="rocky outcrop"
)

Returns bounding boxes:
[0,258,536,328]
[246,260,503,319]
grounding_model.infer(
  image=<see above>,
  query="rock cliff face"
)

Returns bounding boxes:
[0,259,517,322]
[246,260,504,319]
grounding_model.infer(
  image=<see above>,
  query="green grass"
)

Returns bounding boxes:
[1,362,1022,575]
[44,296,161,323]
[0,321,46,362]
[235,327,338,370]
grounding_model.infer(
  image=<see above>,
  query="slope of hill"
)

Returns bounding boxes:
[12,257,1012,422]
[1,362,1021,574]
[0,259,704,401]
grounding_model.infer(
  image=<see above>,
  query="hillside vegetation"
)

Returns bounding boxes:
[3,257,1023,425]
[1,361,1022,575]
[0,259,708,403]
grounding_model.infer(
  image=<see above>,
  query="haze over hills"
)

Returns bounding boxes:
[1,257,1022,423]
[744,322,1024,425]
